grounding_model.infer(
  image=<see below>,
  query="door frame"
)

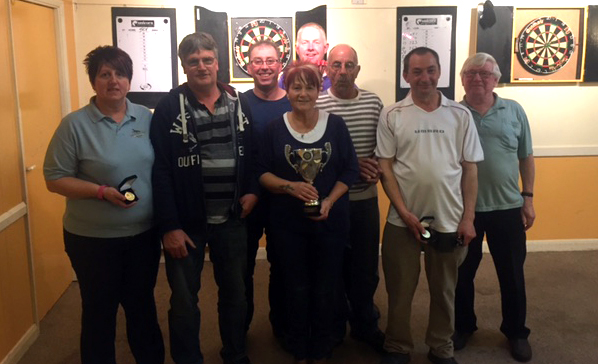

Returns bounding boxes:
[7,0,72,329]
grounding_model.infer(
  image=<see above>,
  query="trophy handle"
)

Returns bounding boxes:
[320,142,332,172]
[284,144,299,173]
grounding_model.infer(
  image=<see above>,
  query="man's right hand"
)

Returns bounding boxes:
[163,229,197,259]
[358,157,382,184]
[399,210,426,242]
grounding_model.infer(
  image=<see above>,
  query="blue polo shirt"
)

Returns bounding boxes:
[44,97,154,238]
[461,94,533,212]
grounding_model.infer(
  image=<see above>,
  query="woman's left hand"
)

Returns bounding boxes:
[103,186,135,208]
[309,197,333,221]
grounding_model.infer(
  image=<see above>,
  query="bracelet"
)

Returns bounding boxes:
[521,192,534,198]
[97,185,108,200]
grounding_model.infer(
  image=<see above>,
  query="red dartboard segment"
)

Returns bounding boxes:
[233,19,292,76]
[517,16,575,75]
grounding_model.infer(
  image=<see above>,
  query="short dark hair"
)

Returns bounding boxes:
[83,46,133,85]
[178,32,218,62]
[403,47,440,74]
[283,60,321,91]
[248,40,281,60]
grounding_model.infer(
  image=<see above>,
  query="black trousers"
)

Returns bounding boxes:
[64,228,164,364]
[455,208,531,339]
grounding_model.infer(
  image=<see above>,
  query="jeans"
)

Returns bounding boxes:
[270,224,345,360]
[164,218,248,364]
[64,228,164,364]
[245,196,286,336]
[455,208,531,339]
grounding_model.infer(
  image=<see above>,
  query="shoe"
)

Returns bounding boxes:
[509,338,532,362]
[351,329,386,353]
[451,330,472,351]
[427,351,459,364]
[380,352,410,364]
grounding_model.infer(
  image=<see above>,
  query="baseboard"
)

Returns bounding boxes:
[258,239,598,257]
[519,239,598,252]
[158,239,598,263]
[1,325,39,364]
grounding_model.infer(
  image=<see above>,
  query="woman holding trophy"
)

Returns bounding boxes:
[257,61,359,364]
[43,46,164,363]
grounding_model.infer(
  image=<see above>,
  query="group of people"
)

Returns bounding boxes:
[43,21,535,364]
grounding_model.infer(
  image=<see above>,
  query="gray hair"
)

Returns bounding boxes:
[460,52,502,79]
[178,32,218,62]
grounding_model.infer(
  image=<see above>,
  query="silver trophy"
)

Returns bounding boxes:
[284,142,332,216]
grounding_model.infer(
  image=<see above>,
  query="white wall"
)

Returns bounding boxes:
[73,0,598,156]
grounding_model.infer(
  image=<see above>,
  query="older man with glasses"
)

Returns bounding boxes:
[453,52,535,363]
[150,32,258,364]
[316,44,385,352]
[243,40,292,338]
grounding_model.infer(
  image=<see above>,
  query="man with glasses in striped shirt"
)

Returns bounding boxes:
[316,44,385,352]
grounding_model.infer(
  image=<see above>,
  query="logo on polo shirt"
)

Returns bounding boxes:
[131,129,145,138]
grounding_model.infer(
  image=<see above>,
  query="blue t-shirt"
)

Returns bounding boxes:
[44,97,154,238]
[244,89,292,137]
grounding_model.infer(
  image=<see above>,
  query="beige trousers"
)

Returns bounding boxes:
[382,223,467,359]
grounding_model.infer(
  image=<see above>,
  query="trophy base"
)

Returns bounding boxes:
[304,200,321,217]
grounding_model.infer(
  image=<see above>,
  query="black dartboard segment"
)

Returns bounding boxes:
[517,16,575,75]
[232,19,292,76]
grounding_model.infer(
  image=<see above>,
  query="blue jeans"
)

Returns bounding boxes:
[64,228,164,364]
[455,208,530,339]
[270,224,345,360]
[164,218,248,364]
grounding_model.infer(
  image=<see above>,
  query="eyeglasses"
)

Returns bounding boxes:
[330,62,357,71]
[250,58,280,66]
[464,70,494,79]
[186,57,216,68]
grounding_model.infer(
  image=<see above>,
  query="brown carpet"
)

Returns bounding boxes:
[16,250,598,364]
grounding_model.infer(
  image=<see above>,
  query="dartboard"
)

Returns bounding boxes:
[516,16,575,75]
[232,19,292,76]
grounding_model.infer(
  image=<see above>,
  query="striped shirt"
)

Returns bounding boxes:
[316,88,383,200]
[191,92,236,224]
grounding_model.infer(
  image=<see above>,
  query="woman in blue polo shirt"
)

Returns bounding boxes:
[43,46,164,364]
